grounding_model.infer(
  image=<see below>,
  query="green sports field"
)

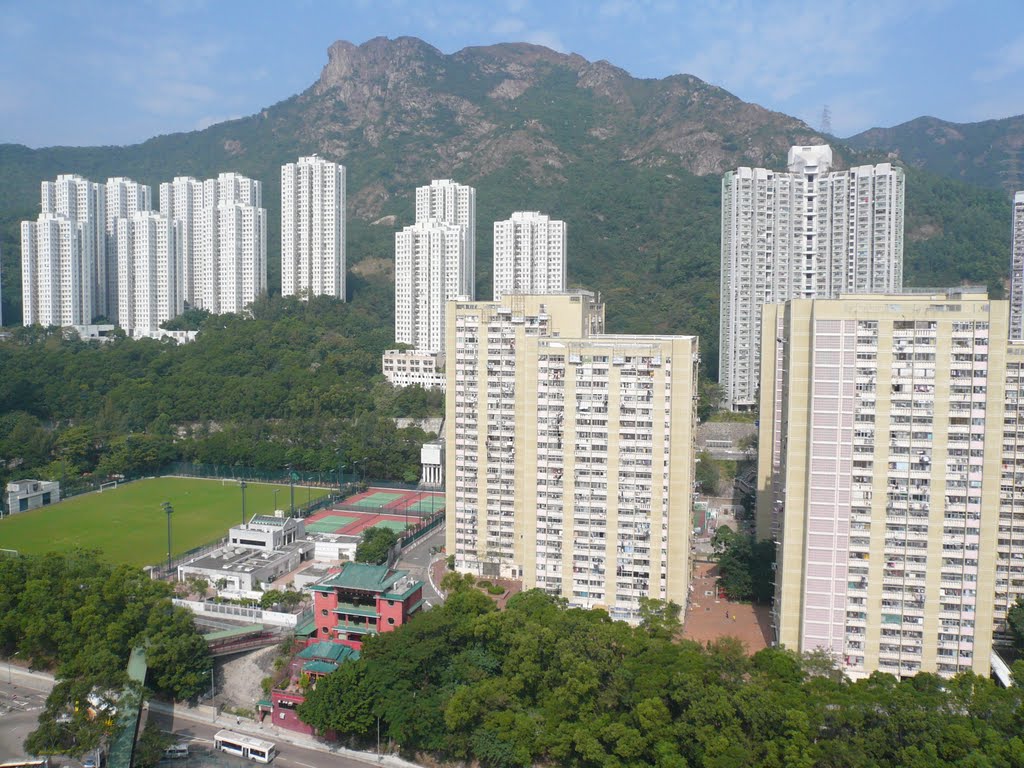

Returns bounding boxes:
[0,477,328,567]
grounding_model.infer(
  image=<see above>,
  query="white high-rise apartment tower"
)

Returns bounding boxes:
[719,145,904,410]
[492,212,566,301]
[281,156,346,300]
[415,179,475,298]
[159,177,207,306]
[115,212,181,334]
[394,219,466,354]
[105,177,153,321]
[21,214,87,327]
[160,172,266,314]
[1009,192,1024,340]
[446,292,698,622]
[38,174,105,320]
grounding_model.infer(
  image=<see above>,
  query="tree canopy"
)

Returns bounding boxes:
[711,526,774,604]
[355,527,399,565]
[0,551,211,757]
[0,294,442,498]
[297,588,1024,768]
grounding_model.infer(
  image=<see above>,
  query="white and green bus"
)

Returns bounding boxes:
[214,730,277,763]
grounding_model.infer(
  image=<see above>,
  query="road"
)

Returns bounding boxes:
[395,525,444,604]
[0,669,84,767]
[1,668,402,768]
[145,706,389,768]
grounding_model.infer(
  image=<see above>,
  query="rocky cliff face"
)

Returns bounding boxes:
[283,35,826,209]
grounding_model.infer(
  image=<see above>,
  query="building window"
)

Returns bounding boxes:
[321,627,328,634]
[387,617,395,626]
[321,609,328,616]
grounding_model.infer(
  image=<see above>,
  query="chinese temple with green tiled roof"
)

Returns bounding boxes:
[308,561,425,651]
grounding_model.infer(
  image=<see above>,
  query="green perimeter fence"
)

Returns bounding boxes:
[15,461,420,511]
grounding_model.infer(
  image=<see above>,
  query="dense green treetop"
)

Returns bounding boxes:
[0,293,442,490]
[355,527,399,565]
[299,587,1024,768]
[0,550,210,757]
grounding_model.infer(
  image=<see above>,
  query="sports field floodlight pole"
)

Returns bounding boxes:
[273,488,280,511]
[240,480,247,528]
[161,501,174,574]
[289,466,296,517]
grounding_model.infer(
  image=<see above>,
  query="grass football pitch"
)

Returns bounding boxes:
[0,477,328,567]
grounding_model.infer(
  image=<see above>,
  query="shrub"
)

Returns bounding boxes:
[487,584,504,595]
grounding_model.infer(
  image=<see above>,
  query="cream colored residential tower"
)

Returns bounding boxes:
[757,291,1007,679]
[445,291,698,623]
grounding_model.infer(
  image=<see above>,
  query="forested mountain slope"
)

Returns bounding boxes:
[1,37,1013,368]
[846,113,1024,193]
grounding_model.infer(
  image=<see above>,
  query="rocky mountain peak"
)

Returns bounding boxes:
[317,36,444,93]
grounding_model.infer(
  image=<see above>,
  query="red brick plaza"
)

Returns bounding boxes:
[682,560,772,653]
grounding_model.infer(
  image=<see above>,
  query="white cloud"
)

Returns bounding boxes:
[677,1,935,105]
[195,114,243,130]
[524,29,566,52]
[973,33,1024,83]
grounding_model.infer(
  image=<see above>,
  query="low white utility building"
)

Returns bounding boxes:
[5,479,61,516]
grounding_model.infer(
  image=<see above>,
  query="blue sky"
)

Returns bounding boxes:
[2,0,1023,147]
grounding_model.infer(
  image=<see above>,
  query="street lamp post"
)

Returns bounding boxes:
[240,480,247,528]
[273,488,280,512]
[7,650,19,685]
[210,665,216,722]
[161,501,174,574]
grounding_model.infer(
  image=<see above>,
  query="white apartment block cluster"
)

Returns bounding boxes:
[22,172,267,334]
[281,155,346,300]
[384,179,569,391]
[719,145,905,410]
[445,292,698,623]
[159,173,267,315]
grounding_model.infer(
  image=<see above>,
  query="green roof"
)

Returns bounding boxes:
[203,623,264,642]
[258,699,273,709]
[125,645,148,684]
[406,597,428,615]
[303,660,339,674]
[294,616,317,636]
[313,562,409,594]
[297,641,355,662]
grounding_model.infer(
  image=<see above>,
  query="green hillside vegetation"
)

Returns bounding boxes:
[846,114,1024,193]
[0,39,1015,364]
[299,587,1024,768]
[0,294,441,493]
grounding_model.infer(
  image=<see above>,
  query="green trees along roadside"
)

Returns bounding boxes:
[0,551,210,757]
[296,587,1024,767]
